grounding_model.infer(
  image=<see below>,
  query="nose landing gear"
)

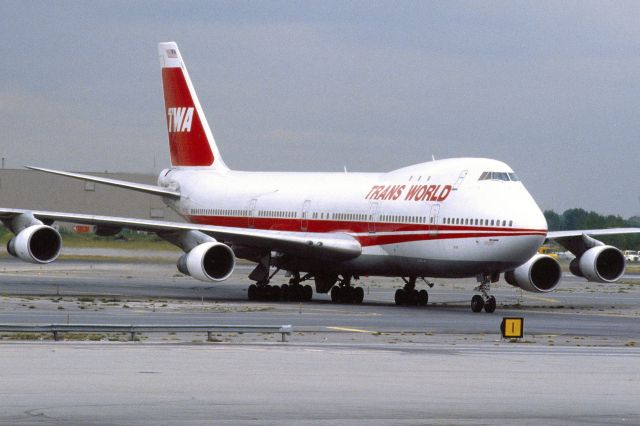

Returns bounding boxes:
[470,273,498,313]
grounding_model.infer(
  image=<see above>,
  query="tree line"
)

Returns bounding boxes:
[544,209,640,250]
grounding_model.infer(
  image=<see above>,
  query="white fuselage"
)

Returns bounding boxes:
[158,157,547,278]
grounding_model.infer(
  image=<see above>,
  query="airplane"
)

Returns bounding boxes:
[1,41,638,313]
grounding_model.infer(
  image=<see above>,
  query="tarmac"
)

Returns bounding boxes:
[0,254,639,424]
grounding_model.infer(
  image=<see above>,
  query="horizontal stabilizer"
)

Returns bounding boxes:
[25,166,180,199]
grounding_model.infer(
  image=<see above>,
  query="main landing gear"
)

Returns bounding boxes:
[282,272,313,302]
[470,273,498,313]
[246,254,313,302]
[394,276,430,306]
[330,275,364,304]
[247,272,313,302]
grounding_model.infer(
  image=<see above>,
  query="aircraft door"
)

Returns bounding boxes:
[453,170,468,191]
[368,202,378,233]
[248,198,257,228]
[301,200,311,231]
[429,204,440,236]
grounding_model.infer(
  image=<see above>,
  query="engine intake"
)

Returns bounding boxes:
[504,254,562,293]
[569,246,625,283]
[7,225,62,264]
[177,242,235,282]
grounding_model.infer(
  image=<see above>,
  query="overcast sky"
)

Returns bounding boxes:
[1,1,639,216]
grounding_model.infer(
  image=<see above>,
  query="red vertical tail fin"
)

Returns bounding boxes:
[158,42,228,170]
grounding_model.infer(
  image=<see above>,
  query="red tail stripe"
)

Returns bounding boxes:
[162,68,214,166]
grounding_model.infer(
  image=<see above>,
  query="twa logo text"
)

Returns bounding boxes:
[167,107,194,133]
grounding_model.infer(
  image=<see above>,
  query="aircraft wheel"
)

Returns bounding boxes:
[394,289,405,305]
[248,284,257,301]
[270,285,281,301]
[303,285,313,302]
[418,289,428,306]
[281,284,289,301]
[330,286,339,303]
[471,295,484,313]
[409,289,419,306]
[291,284,302,301]
[343,287,354,304]
[354,287,364,304]
[484,296,496,313]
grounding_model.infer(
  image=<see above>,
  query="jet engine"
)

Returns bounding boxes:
[7,224,62,264]
[569,246,625,283]
[177,241,235,282]
[504,254,562,293]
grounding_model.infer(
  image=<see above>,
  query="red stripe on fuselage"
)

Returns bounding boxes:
[187,215,546,246]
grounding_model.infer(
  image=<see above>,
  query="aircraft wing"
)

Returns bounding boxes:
[0,208,361,261]
[547,228,640,239]
[25,166,181,199]
[547,228,640,257]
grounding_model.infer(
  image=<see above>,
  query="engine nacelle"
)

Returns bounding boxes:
[504,254,562,293]
[569,246,625,283]
[6,225,62,264]
[177,242,235,282]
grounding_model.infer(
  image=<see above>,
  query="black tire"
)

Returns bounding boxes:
[354,287,364,304]
[471,295,484,313]
[291,285,301,301]
[418,289,428,306]
[394,289,405,305]
[270,285,281,301]
[303,285,313,302]
[484,296,496,313]
[281,284,289,301]
[248,284,257,301]
[330,286,339,303]
[342,287,353,304]
[409,289,419,306]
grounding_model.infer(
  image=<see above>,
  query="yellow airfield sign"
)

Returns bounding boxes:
[501,317,524,339]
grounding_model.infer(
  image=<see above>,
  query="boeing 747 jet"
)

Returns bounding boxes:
[2,42,637,312]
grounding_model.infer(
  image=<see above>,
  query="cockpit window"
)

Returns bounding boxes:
[478,171,519,182]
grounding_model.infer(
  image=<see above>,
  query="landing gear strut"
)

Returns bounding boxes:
[394,276,429,306]
[470,273,497,313]
[330,275,364,304]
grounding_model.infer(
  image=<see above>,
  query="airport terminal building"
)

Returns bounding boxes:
[0,169,183,228]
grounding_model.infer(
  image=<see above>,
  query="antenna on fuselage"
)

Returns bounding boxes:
[343,165,348,174]
[431,154,436,161]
